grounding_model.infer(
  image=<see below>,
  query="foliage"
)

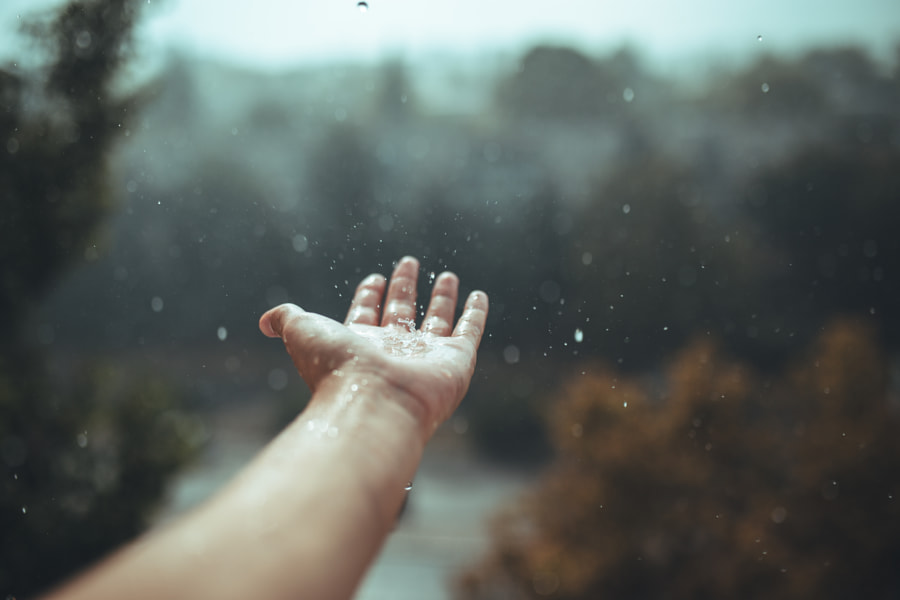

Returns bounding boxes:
[567,155,738,367]
[0,1,201,596]
[460,355,556,464]
[496,46,653,120]
[742,137,900,347]
[0,0,141,342]
[0,354,203,596]
[28,38,900,466]
[456,319,900,599]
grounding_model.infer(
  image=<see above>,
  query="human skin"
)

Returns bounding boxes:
[43,256,488,600]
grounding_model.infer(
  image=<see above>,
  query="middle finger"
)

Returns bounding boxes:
[381,256,420,327]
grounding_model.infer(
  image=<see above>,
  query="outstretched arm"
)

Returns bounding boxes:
[44,256,488,600]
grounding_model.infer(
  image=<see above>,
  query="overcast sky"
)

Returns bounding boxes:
[2,0,899,69]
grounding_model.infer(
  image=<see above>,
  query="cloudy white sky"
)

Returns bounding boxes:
[2,0,899,69]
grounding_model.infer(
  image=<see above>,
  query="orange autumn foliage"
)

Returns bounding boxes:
[457,319,900,599]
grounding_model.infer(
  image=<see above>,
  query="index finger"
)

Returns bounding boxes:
[451,291,489,348]
[345,273,387,326]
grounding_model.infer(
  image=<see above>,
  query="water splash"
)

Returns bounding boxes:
[383,318,428,356]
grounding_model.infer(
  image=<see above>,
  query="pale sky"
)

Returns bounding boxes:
[2,0,899,69]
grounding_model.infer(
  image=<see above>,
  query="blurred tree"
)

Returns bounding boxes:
[1,0,141,338]
[706,54,828,119]
[568,156,740,369]
[456,319,900,599]
[306,123,378,239]
[497,46,607,120]
[374,59,417,122]
[799,47,900,116]
[0,1,200,596]
[0,357,203,597]
[742,136,900,349]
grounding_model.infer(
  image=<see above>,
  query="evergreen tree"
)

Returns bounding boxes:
[1,2,200,596]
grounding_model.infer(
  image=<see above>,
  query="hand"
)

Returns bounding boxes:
[259,256,489,432]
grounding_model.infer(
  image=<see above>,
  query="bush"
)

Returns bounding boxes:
[457,318,900,599]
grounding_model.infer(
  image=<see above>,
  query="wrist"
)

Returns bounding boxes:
[296,372,427,525]
[310,368,435,442]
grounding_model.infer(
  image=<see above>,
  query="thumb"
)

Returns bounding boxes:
[259,303,305,338]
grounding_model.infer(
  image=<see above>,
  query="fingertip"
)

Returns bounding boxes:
[432,271,459,295]
[468,290,489,309]
[436,271,459,285]
[362,272,386,286]
[395,256,420,271]
[259,303,303,338]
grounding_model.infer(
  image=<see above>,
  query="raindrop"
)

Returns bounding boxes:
[404,481,413,491]
[821,480,839,501]
[622,87,635,102]
[268,369,288,391]
[503,345,520,364]
[357,1,369,12]
[151,296,164,312]
[428,271,436,284]
[771,506,787,524]
[76,432,88,448]
[623,401,628,408]
[574,328,584,343]
[217,326,228,341]
[622,203,631,214]
[761,82,770,93]
[75,30,92,49]
[757,34,763,41]
[539,280,561,303]
[863,240,878,258]
[21,506,27,514]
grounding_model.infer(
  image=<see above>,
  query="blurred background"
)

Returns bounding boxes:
[2,0,900,598]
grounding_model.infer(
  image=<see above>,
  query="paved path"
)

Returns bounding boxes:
[357,442,533,599]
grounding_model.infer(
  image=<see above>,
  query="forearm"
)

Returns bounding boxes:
[45,373,427,600]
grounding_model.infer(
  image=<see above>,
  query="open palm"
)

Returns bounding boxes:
[259,257,489,427]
